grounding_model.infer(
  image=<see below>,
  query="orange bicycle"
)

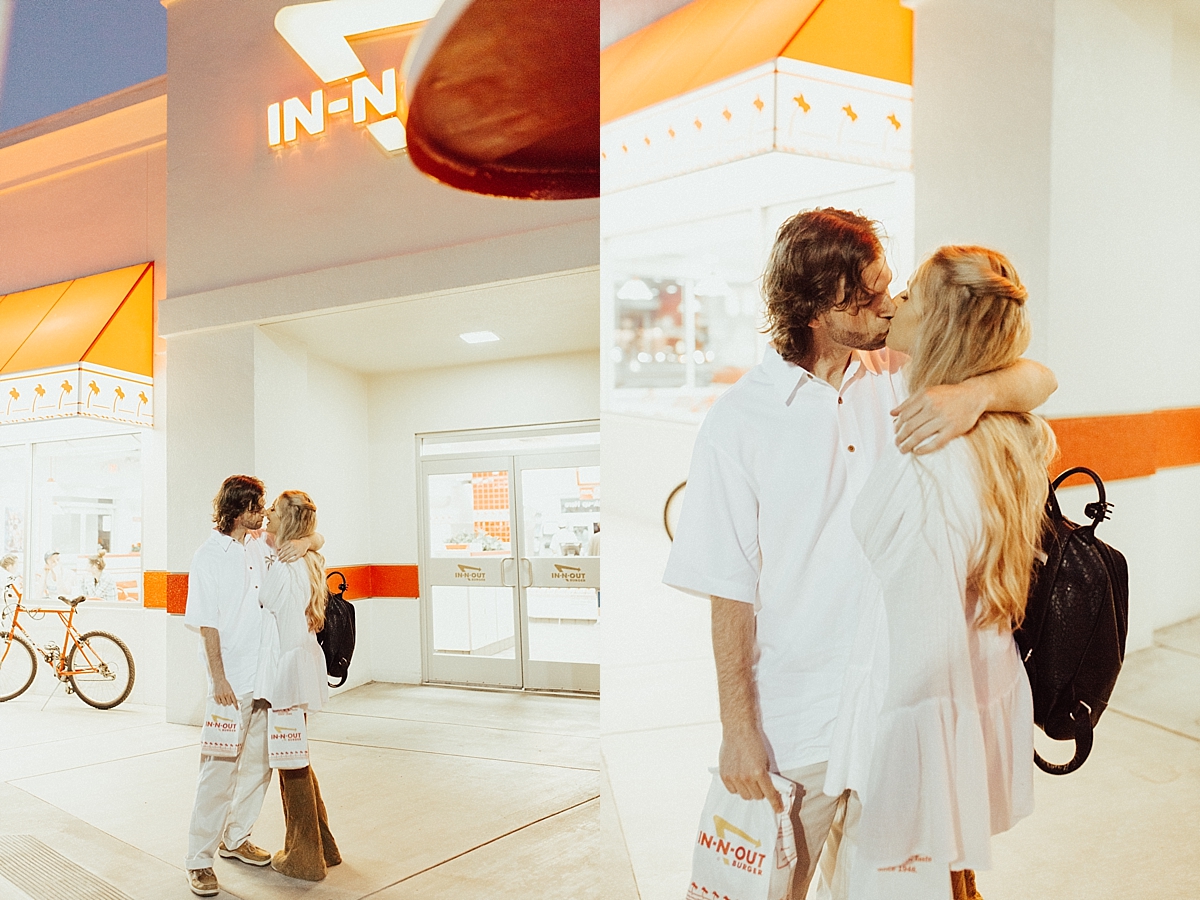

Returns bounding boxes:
[0,581,135,708]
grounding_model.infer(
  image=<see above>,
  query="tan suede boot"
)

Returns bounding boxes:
[952,869,984,900]
[271,767,327,881]
[311,768,341,867]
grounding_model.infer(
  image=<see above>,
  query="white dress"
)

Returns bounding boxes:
[258,559,329,711]
[823,437,1034,898]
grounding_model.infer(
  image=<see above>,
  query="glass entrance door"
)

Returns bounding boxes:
[422,458,522,687]
[418,427,600,692]
[515,453,600,692]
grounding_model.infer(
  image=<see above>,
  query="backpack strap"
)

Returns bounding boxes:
[325,570,348,595]
[1050,466,1112,532]
[1019,479,1061,663]
[1034,699,1094,775]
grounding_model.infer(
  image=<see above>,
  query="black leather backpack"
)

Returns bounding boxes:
[1015,467,1129,775]
[317,571,357,688]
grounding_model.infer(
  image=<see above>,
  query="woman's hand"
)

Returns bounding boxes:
[277,538,309,563]
[892,382,987,454]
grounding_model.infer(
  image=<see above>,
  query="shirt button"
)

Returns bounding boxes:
[848,445,856,452]
[838,397,843,405]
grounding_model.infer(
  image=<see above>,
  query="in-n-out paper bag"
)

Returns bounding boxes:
[268,706,309,769]
[687,771,799,900]
[200,699,241,757]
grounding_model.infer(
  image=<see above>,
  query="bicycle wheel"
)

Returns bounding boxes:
[66,631,135,709]
[664,480,687,541]
[0,631,37,701]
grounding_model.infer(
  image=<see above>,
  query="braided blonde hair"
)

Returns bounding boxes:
[906,246,1057,631]
[272,490,327,632]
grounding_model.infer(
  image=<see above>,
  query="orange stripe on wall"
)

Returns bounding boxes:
[1154,407,1200,471]
[165,565,419,614]
[143,570,167,609]
[1047,406,1200,485]
[166,572,189,615]
[372,564,420,599]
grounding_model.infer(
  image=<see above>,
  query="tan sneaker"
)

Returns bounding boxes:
[187,867,219,896]
[219,839,272,867]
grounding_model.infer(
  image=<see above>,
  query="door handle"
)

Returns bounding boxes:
[519,558,533,588]
[500,557,515,587]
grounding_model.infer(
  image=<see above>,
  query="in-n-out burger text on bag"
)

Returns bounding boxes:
[696,815,770,875]
[200,699,242,757]
[688,771,798,900]
[268,706,310,770]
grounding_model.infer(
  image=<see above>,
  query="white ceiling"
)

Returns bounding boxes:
[260,268,599,375]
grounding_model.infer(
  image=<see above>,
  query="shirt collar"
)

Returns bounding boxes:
[761,345,870,406]
[209,529,242,552]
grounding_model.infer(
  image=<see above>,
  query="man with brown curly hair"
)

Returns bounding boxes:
[183,474,323,896]
[664,208,1056,898]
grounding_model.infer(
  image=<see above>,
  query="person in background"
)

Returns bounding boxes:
[258,490,340,881]
[1,555,20,598]
[550,523,580,556]
[81,550,118,603]
[41,550,60,598]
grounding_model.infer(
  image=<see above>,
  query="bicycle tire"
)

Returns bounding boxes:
[67,631,135,709]
[664,480,687,541]
[0,631,37,702]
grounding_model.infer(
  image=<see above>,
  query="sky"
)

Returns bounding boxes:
[0,0,166,133]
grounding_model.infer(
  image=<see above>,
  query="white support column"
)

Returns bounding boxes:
[909,0,1200,649]
[908,0,1056,363]
[164,326,257,724]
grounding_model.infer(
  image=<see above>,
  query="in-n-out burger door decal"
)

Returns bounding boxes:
[268,0,443,153]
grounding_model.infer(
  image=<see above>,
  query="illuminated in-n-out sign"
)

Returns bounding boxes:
[268,0,444,154]
[268,68,402,149]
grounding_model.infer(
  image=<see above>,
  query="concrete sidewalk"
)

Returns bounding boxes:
[0,682,599,899]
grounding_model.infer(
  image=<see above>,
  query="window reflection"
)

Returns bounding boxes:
[0,445,28,601]
[30,435,142,603]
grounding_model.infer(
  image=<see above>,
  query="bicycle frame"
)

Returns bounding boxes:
[1,586,107,681]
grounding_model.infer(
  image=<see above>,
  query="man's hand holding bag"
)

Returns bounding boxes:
[688,771,798,900]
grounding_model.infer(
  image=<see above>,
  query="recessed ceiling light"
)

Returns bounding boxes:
[460,331,500,344]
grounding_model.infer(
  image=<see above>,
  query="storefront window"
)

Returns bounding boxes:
[607,209,764,409]
[602,172,913,421]
[1,445,29,599]
[29,435,143,603]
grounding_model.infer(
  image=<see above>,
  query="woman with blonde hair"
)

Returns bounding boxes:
[259,490,340,881]
[821,246,1055,899]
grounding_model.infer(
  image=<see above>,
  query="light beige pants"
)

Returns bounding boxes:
[185,695,271,870]
[778,761,860,900]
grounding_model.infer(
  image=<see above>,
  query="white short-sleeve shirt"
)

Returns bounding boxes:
[183,530,270,697]
[663,346,905,770]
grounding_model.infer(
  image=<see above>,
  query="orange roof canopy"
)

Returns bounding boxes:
[600,0,912,124]
[0,263,153,378]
